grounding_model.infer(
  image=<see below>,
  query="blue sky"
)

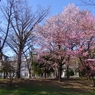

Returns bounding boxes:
[4,0,95,56]
[27,0,95,16]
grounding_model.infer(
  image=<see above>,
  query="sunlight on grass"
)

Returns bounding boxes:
[39,91,49,95]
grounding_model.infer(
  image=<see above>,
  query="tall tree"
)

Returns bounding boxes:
[1,0,49,78]
[36,4,83,81]
[75,10,95,86]
[35,4,95,82]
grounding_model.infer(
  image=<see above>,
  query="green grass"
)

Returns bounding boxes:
[0,78,95,95]
[0,87,94,95]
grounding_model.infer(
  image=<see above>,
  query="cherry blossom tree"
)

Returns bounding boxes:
[35,4,89,81]
[74,10,95,86]
[35,4,95,84]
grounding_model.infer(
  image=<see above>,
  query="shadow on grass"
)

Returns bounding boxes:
[0,78,95,95]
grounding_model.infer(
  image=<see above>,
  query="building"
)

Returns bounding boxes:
[0,55,32,78]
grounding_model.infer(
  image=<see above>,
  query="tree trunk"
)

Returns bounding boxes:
[29,68,31,78]
[58,64,62,82]
[44,68,47,78]
[17,52,22,79]
[9,72,13,86]
[4,72,6,79]
[0,49,3,60]
[66,65,70,79]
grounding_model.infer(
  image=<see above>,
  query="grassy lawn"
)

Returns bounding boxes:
[0,78,95,95]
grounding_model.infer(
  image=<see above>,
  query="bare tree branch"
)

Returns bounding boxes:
[81,0,95,6]
[1,0,49,78]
